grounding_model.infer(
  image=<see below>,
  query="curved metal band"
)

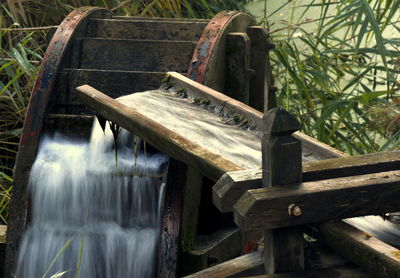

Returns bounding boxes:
[6,7,111,276]
[187,11,255,91]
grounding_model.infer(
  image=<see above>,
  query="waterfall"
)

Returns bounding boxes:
[15,119,168,278]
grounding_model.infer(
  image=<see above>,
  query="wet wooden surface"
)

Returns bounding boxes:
[76,84,243,181]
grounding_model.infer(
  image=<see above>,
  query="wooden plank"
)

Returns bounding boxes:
[234,170,400,231]
[241,266,371,278]
[166,72,346,160]
[180,228,242,275]
[303,150,400,181]
[52,69,165,109]
[320,221,400,278]
[182,251,263,278]
[112,16,209,22]
[64,69,164,98]
[213,169,262,213]
[213,151,400,213]
[76,84,242,181]
[79,38,196,72]
[43,114,94,139]
[88,19,207,41]
[225,32,251,104]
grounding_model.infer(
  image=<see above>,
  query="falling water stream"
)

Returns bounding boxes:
[15,119,168,278]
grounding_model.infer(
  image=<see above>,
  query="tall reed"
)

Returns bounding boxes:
[264,0,400,154]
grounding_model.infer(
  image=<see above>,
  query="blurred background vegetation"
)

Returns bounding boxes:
[1,0,400,224]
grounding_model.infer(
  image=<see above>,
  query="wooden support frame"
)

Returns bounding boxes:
[262,107,304,274]
[234,170,400,230]
[213,151,400,213]
[75,72,400,277]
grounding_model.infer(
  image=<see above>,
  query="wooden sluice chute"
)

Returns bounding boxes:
[5,6,400,278]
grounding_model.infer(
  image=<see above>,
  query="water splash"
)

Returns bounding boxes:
[16,119,168,278]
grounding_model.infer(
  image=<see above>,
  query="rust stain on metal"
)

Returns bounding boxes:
[187,11,239,84]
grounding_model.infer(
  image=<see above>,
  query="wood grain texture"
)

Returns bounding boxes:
[76,84,242,181]
[213,169,262,213]
[167,72,347,161]
[88,18,207,41]
[52,69,165,111]
[320,221,400,278]
[247,26,269,112]
[182,251,263,278]
[261,107,304,274]
[79,38,196,72]
[225,32,251,104]
[234,170,400,230]
[213,151,400,213]
[303,150,400,181]
[241,266,371,278]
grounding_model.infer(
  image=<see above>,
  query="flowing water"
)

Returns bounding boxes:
[15,119,168,278]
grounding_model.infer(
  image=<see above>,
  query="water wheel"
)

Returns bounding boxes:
[5,7,274,277]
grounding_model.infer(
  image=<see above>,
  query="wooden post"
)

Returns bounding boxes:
[262,107,304,274]
[225,32,251,104]
[247,26,277,112]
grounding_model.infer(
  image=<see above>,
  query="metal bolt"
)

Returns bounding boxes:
[288,203,302,216]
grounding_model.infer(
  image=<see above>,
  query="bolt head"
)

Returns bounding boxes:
[288,203,302,216]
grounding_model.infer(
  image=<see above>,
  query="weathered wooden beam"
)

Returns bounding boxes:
[76,84,242,181]
[240,266,371,278]
[320,221,400,278]
[79,38,196,72]
[213,151,400,213]
[182,251,263,278]
[213,169,262,213]
[234,170,400,231]
[225,32,251,104]
[303,150,400,181]
[88,18,207,41]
